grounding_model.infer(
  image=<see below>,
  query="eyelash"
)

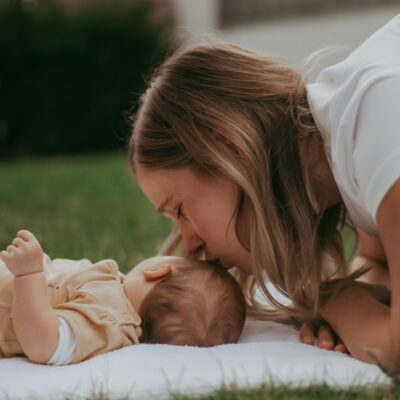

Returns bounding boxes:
[176,204,187,220]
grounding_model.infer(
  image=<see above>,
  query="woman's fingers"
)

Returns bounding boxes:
[334,337,349,353]
[299,321,316,345]
[317,324,335,350]
[300,320,347,353]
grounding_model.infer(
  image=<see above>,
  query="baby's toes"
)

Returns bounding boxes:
[0,250,10,261]
[6,245,17,254]
[12,237,25,248]
[17,230,38,245]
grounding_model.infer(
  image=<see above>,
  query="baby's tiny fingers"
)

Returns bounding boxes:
[12,237,25,248]
[0,250,9,260]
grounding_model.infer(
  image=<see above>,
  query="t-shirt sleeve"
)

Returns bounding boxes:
[352,74,400,224]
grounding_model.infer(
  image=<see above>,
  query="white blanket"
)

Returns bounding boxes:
[0,319,390,399]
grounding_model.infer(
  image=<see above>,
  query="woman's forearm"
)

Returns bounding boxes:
[321,284,395,367]
[12,272,60,364]
[389,272,400,362]
[375,179,400,371]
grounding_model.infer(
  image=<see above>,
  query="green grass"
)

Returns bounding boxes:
[171,383,399,399]
[65,382,400,399]
[0,152,171,273]
[0,153,390,399]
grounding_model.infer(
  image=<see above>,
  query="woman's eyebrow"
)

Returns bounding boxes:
[157,196,173,213]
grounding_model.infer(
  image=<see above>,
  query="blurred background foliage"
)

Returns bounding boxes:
[0,0,170,158]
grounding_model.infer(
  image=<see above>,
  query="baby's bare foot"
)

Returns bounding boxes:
[0,230,44,277]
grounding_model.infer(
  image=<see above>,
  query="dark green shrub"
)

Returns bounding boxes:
[0,1,170,157]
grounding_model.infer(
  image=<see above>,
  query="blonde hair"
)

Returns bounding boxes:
[139,261,246,346]
[129,43,364,322]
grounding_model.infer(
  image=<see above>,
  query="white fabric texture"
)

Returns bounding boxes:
[0,318,390,399]
[47,318,76,366]
[307,13,400,235]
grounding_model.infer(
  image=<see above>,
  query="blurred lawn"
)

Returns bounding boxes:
[0,152,356,273]
[0,152,171,273]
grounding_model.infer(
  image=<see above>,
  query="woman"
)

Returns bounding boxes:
[129,14,400,370]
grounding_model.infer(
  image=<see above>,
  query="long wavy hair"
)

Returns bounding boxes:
[129,43,364,322]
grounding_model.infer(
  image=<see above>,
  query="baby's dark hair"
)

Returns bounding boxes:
[139,261,246,346]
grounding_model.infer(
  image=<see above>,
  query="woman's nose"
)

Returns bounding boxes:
[179,222,205,260]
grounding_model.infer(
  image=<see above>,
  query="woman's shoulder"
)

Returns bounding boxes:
[344,14,400,77]
[308,14,399,88]
[307,14,400,140]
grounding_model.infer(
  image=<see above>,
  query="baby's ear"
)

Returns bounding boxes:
[143,264,172,281]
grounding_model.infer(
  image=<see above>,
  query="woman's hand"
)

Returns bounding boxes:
[299,319,348,353]
[299,280,390,353]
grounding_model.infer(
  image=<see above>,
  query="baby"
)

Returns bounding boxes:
[0,230,246,365]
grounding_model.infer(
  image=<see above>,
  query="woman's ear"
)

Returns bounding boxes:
[143,264,172,281]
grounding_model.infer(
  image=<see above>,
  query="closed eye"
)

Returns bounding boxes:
[176,204,188,221]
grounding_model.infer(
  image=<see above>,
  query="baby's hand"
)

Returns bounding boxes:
[0,230,44,277]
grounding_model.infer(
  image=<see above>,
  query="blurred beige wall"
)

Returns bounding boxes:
[172,0,399,67]
[222,5,399,67]
[175,0,219,32]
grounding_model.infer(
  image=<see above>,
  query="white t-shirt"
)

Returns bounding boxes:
[307,14,400,235]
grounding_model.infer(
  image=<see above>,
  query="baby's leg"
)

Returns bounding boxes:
[0,230,59,364]
[0,230,44,277]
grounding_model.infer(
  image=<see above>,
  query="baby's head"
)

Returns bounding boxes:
[124,256,246,346]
